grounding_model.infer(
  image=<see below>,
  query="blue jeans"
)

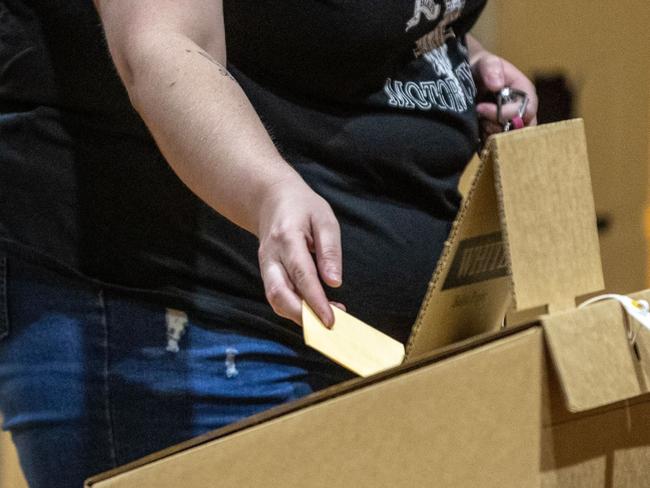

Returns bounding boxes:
[0,249,351,488]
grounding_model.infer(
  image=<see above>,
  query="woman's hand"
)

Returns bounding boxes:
[467,36,538,137]
[257,175,343,328]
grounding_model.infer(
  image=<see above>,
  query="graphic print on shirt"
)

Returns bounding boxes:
[414,0,465,57]
[383,0,476,115]
[405,0,443,32]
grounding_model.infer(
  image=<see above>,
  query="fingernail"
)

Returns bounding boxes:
[327,269,342,286]
[323,310,335,329]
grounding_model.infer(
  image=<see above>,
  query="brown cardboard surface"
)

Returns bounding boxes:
[86,323,536,487]
[406,140,511,359]
[543,290,650,413]
[407,119,604,360]
[491,119,604,312]
[87,328,542,488]
[542,396,650,487]
[87,309,650,488]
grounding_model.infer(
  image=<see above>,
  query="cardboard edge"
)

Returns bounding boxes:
[487,135,519,311]
[407,119,601,358]
[491,118,584,145]
[405,150,490,358]
[85,321,539,487]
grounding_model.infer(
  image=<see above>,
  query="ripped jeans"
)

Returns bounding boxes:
[0,249,351,488]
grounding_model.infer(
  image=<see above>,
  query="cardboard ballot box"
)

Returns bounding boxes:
[86,121,650,487]
[86,317,650,488]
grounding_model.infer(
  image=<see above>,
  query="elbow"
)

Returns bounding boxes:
[106,26,225,114]
[107,30,169,114]
[104,36,146,111]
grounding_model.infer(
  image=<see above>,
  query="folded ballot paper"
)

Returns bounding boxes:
[302,302,405,377]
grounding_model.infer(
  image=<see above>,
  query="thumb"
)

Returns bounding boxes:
[476,54,505,93]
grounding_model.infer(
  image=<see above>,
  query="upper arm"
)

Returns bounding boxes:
[93,0,226,84]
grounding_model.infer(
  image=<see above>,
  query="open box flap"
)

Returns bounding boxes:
[405,134,511,359]
[543,290,650,413]
[492,119,604,313]
[407,119,603,360]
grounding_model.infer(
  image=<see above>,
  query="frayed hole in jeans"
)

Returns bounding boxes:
[225,348,239,379]
[165,309,188,353]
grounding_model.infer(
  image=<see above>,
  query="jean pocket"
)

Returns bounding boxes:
[0,252,8,341]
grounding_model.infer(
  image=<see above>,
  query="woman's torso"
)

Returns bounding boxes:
[0,0,485,342]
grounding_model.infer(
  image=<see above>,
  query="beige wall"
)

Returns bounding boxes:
[475,0,650,293]
[647,101,650,285]
[471,1,498,52]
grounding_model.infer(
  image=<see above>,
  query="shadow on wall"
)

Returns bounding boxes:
[534,73,574,125]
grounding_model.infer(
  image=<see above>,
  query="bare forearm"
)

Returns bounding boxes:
[112,30,301,236]
[94,0,350,326]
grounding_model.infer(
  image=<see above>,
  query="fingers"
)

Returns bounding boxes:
[475,55,539,133]
[257,180,345,328]
[476,101,521,124]
[259,228,335,328]
[282,236,334,326]
[311,212,342,288]
[260,260,303,323]
[500,59,538,126]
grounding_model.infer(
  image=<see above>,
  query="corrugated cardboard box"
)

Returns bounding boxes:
[86,121,650,487]
[85,314,650,488]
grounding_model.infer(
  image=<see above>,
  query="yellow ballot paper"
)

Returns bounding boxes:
[302,302,405,377]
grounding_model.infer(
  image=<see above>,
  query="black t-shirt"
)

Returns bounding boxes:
[0,0,486,344]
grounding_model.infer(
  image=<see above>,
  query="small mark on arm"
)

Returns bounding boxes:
[192,49,235,80]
